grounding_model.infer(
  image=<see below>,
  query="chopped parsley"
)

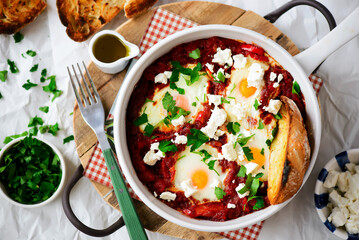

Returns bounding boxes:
[177,155,186,161]
[7,59,19,73]
[258,119,264,130]
[47,123,60,136]
[215,71,225,83]
[274,113,282,119]
[292,81,301,96]
[22,79,38,90]
[260,148,264,155]
[192,102,197,107]
[194,149,220,176]
[0,70,8,82]
[162,92,190,124]
[187,128,209,151]
[254,99,259,110]
[39,106,49,113]
[0,136,62,204]
[42,76,62,101]
[189,48,201,59]
[237,165,247,177]
[3,131,28,144]
[28,116,44,127]
[221,97,230,104]
[134,112,148,126]
[169,69,185,95]
[158,140,178,153]
[237,172,265,211]
[214,187,226,200]
[30,64,39,72]
[226,122,240,135]
[236,134,255,147]
[63,135,74,144]
[26,50,37,57]
[242,146,254,161]
[0,92,2,99]
[145,98,155,104]
[171,61,202,86]
[230,83,236,94]
[29,127,38,136]
[40,69,47,82]
[266,139,272,147]
[144,123,154,137]
[13,32,24,43]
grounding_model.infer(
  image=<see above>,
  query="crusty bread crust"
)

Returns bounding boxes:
[56,0,125,42]
[124,0,157,18]
[0,0,47,34]
[267,96,310,205]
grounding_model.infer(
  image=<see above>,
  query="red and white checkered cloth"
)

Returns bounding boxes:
[83,7,323,240]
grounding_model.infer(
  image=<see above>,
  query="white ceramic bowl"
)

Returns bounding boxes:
[314,149,359,239]
[0,136,66,208]
[113,25,321,232]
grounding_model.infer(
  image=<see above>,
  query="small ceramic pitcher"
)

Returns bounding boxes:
[89,30,139,74]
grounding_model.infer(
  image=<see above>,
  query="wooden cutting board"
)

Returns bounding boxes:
[73,1,299,239]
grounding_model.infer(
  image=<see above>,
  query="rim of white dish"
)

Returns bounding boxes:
[114,24,322,232]
[88,30,140,68]
[0,136,66,208]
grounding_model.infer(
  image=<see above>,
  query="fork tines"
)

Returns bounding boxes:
[67,62,100,108]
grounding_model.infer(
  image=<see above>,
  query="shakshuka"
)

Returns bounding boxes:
[126,37,305,221]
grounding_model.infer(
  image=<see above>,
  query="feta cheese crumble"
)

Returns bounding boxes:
[236,183,250,198]
[171,115,186,127]
[233,54,247,69]
[201,107,227,139]
[154,71,172,84]
[173,133,187,144]
[212,48,233,66]
[247,63,265,88]
[159,192,177,201]
[180,179,197,198]
[227,203,236,209]
[205,63,214,73]
[143,142,165,166]
[263,99,282,115]
[207,94,222,106]
[269,72,277,81]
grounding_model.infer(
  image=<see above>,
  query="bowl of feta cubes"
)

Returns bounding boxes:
[315,149,359,239]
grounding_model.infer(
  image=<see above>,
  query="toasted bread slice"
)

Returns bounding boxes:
[267,96,310,205]
[0,0,47,34]
[56,0,125,42]
[124,0,158,18]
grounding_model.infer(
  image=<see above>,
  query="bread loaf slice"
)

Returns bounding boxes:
[124,0,158,18]
[267,96,310,205]
[0,0,47,34]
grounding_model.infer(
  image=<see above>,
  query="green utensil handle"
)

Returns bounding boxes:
[102,148,148,240]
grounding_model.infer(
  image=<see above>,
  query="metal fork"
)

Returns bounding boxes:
[67,62,148,240]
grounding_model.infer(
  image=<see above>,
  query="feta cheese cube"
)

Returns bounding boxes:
[244,162,259,175]
[205,63,214,72]
[180,179,197,198]
[212,48,233,66]
[164,71,172,79]
[345,215,359,234]
[247,63,265,88]
[278,74,283,82]
[345,163,356,173]
[154,192,158,197]
[328,207,347,227]
[269,72,277,81]
[222,142,237,161]
[233,54,247,69]
[354,165,359,173]
[173,133,187,145]
[171,115,186,127]
[337,171,351,192]
[159,192,176,201]
[155,73,168,84]
[201,107,227,139]
[273,82,279,88]
[329,190,349,207]
[263,99,282,115]
[227,203,236,209]
[207,94,222,106]
[323,170,340,188]
[143,150,164,166]
[231,102,246,121]
[348,173,359,194]
[347,199,359,215]
[235,183,250,198]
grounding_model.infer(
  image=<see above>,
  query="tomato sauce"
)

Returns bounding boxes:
[126,37,304,221]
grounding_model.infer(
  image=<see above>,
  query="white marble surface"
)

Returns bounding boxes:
[1,0,359,239]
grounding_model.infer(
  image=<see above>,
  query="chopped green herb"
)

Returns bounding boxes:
[29,127,38,136]
[0,92,2,99]
[28,116,44,127]
[227,122,240,135]
[48,123,60,136]
[230,83,236,94]
[13,32,24,43]
[63,135,74,144]
[192,102,197,107]
[214,187,226,200]
[0,136,62,204]
[0,70,8,82]
[134,113,148,126]
[242,147,254,161]
[39,125,49,134]
[216,70,225,82]
[258,119,264,130]
[292,81,301,96]
[162,92,190,123]
[21,53,27,59]
[266,139,272,147]
[144,123,154,137]
[22,79,38,90]
[30,64,39,72]
[3,131,28,144]
[151,136,157,140]
[177,155,186,161]
[158,140,178,153]
[260,148,264,155]
[187,128,209,151]
[272,125,278,138]
[236,134,255,147]
[171,61,202,86]
[40,69,47,82]
[207,160,220,176]
[189,48,201,59]
[253,197,265,210]
[237,165,247,177]
[221,97,230,104]
[39,106,49,113]
[203,93,206,102]
[42,76,62,101]
[254,99,259,110]
[7,59,19,73]
[274,113,282,119]
[195,96,199,101]
[26,50,37,57]
[145,98,155,104]
[227,96,235,100]
[69,112,73,116]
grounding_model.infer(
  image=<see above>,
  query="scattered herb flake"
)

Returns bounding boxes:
[144,123,154,137]
[187,128,209,151]
[189,48,201,59]
[26,50,37,57]
[266,139,272,147]
[22,79,38,90]
[29,127,38,136]
[48,123,60,136]
[63,135,74,144]
[274,113,282,119]
[253,197,265,210]
[258,119,264,130]
[260,148,264,155]
[0,70,8,82]
[13,32,24,43]
[28,116,44,127]
[227,122,240,135]
[214,187,226,200]
[192,102,197,107]
[242,147,254,161]
[236,134,255,147]
[39,106,49,113]
[145,98,155,104]
[158,140,177,153]
[7,59,19,73]
[237,165,247,178]
[3,131,28,144]
[230,83,236,94]
[30,64,39,72]
[254,99,259,110]
[292,81,301,96]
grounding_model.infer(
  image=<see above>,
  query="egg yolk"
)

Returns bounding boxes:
[247,147,266,168]
[174,94,190,111]
[239,78,257,98]
[191,169,208,189]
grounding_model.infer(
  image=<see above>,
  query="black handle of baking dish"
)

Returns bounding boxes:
[62,165,125,237]
[61,1,336,237]
[264,0,336,30]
